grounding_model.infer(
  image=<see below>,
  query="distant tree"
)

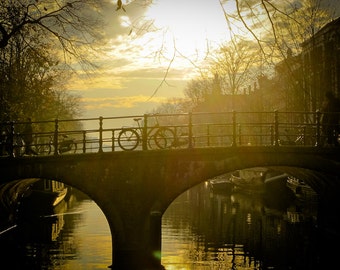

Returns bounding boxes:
[150,97,192,114]
[211,38,260,95]
[184,78,211,107]
[0,28,81,122]
[181,38,260,113]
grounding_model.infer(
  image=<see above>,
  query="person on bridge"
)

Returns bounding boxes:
[320,91,340,146]
[23,117,37,155]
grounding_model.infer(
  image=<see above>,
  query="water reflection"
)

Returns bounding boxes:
[0,178,338,269]
[161,181,335,269]
[0,188,112,269]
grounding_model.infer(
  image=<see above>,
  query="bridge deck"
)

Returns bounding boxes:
[1,110,337,157]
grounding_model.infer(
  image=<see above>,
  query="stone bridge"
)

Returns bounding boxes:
[1,146,340,269]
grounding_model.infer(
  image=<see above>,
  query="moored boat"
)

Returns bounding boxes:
[286,176,318,202]
[230,167,268,194]
[20,179,68,214]
[208,174,233,193]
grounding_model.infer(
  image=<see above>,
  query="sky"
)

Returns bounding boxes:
[67,0,340,121]
[68,0,234,120]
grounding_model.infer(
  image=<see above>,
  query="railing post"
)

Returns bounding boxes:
[207,125,210,146]
[9,121,14,158]
[142,114,148,150]
[112,130,115,152]
[270,125,274,146]
[274,110,279,146]
[188,112,193,148]
[232,111,237,147]
[302,126,307,145]
[238,124,242,146]
[82,131,86,153]
[315,110,321,147]
[53,119,59,155]
[99,116,103,153]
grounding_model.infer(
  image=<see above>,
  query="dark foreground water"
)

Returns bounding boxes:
[0,181,339,269]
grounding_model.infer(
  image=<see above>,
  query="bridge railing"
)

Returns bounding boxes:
[0,110,336,157]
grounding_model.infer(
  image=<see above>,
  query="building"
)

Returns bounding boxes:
[301,17,340,111]
[192,17,340,116]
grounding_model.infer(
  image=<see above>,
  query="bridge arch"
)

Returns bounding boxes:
[151,148,340,212]
[1,146,340,269]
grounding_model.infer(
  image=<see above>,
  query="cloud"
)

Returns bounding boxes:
[81,95,167,111]
[69,0,228,118]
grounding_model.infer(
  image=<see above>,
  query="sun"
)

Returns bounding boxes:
[143,0,229,60]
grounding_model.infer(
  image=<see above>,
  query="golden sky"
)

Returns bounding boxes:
[68,0,234,119]
[68,0,340,121]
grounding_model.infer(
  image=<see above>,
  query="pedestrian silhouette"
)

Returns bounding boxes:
[320,91,340,146]
[23,117,37,155]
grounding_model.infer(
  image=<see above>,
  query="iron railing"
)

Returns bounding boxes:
[0,110,337,157]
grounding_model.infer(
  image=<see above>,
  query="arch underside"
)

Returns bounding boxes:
[1,147,339,269]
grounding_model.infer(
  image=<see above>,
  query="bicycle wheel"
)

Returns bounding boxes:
[34,143,52,155]
[118,128,140,151]
[154,127,175,149]
[13,137,25,157]
[58,140,77,154]
[147,134,163,150]
[174,135,195,148]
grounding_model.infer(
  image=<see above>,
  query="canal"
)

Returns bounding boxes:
[0,176,339,269]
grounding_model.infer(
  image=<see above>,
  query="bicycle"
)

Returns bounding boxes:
[167,126,194,149]
[58,134,78,154]
[32,134,51,155]
[0,130,25,157]
[117,117,175,151]
[32,134,77,155]
[279,126,316,146]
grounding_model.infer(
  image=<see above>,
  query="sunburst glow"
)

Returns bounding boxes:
[143,0,229,60]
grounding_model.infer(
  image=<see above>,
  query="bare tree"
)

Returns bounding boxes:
[211,38,260,95]
[0,0,106,69]
[184,78,211,107]
[183,38,260,110]
[220,0,335,57]
[218,0,335,112]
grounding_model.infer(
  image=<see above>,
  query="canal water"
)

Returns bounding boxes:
[0,180,338,269]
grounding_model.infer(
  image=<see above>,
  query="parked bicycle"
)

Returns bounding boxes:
[118,117,175,151]
[32,134,77,155]
[169,126,194,149]
[32,134,52,155]
[0,130,25,157]
[279,126,317,146]
[117,116,195,151]
[58,134,78,154]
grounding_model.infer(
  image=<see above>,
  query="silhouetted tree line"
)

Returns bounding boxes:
[0,0,106,123]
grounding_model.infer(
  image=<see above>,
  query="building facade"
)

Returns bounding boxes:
[301,17,340,111]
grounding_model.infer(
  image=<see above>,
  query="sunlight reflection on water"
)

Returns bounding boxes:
[1,180,332,270]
